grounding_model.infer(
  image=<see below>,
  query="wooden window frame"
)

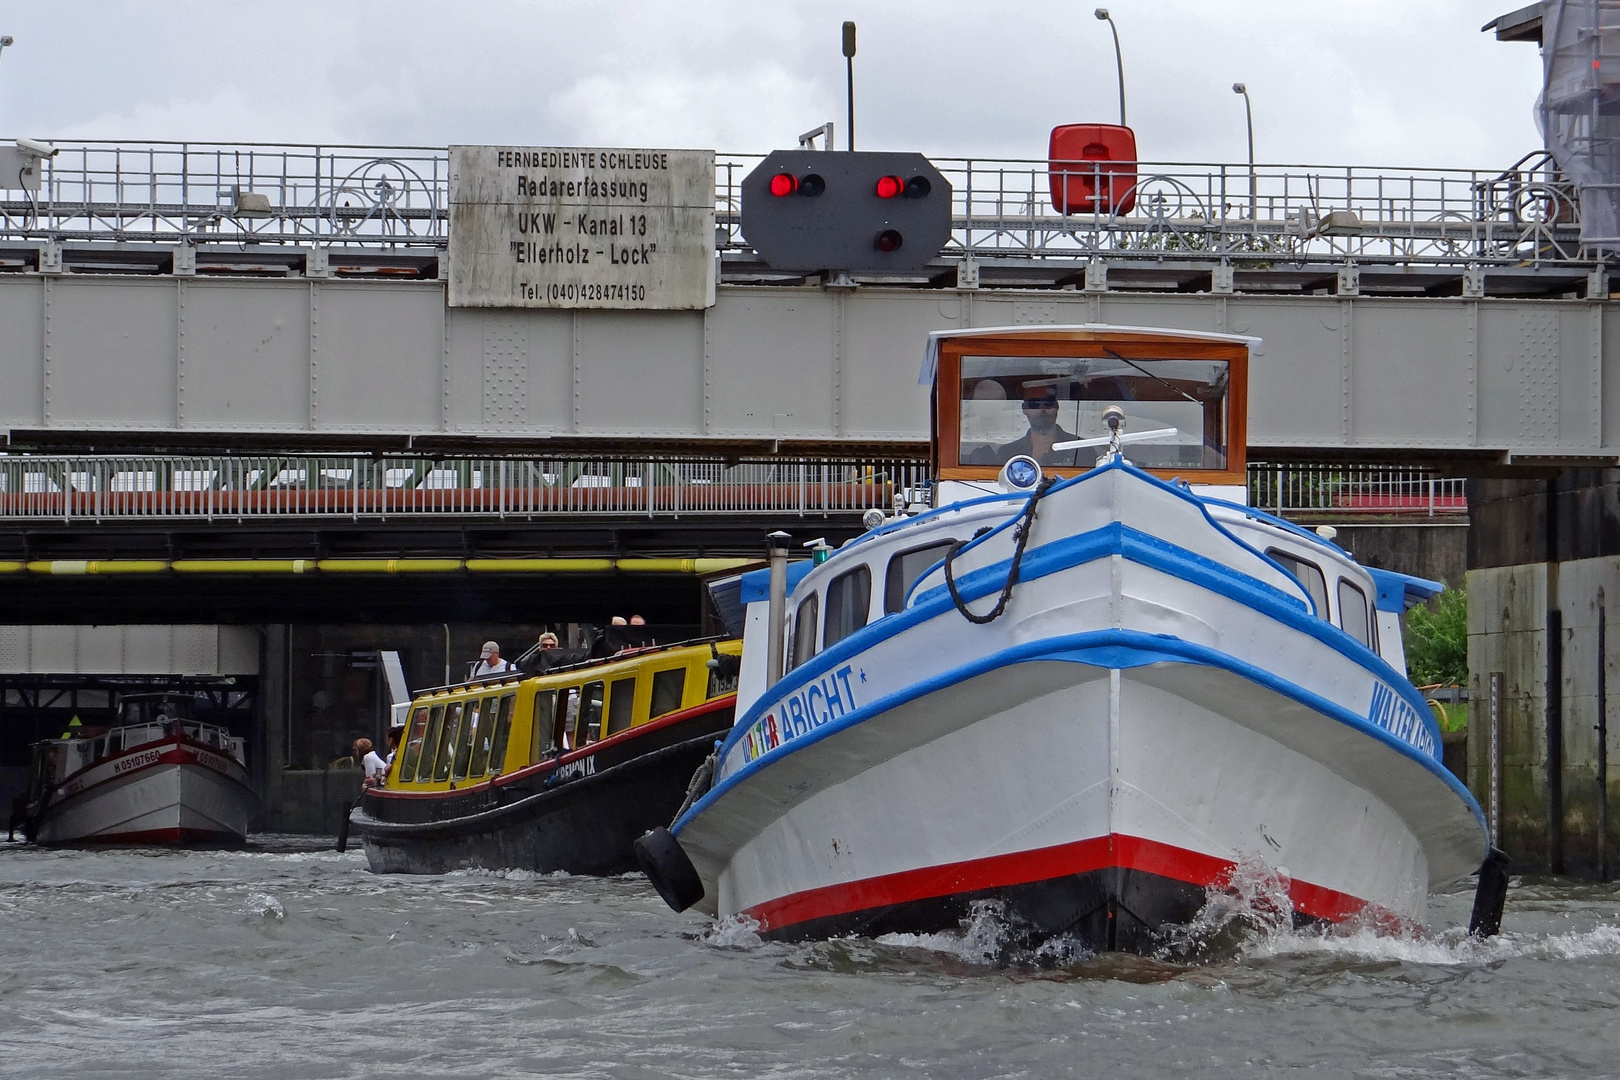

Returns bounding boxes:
[933,332,1249,488]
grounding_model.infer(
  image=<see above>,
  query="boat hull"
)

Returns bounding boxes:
[32,738,258,845]
[671,464,1487,951]
[352,699,733,875]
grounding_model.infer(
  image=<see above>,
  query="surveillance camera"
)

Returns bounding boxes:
[16,137,58,159]
[0,36,15,47]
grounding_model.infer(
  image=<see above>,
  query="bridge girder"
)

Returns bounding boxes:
[0,274,1614,466]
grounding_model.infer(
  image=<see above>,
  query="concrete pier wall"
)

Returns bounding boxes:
[1468,471,1620,877]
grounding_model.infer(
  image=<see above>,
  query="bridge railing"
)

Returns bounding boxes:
[0,453,1464,522]
[0,453,929,522]
[1248,461,1468,518]
[0,140,1585,266]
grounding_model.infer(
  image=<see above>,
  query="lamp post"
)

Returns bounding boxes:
[842,22,856,151]
[1094,9,1125,127]
[1233,82,1255,220]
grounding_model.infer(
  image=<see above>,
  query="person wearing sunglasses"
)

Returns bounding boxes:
[994,387,1081,466]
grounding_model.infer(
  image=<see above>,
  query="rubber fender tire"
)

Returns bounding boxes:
[635,826,705,912]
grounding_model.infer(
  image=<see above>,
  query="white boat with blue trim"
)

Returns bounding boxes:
[637,324,1502,952]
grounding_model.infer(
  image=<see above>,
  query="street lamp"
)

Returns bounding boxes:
[1094,9,1125,127]
[1233,82,1255,220]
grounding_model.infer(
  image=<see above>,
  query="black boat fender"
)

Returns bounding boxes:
[1468,846,1512,938]
[335,795,362,853]
[635,826,704,912]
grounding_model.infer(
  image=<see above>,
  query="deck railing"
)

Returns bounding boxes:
[0,140,1585,266]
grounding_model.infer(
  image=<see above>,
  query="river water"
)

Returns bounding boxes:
[2,837,1618,1079]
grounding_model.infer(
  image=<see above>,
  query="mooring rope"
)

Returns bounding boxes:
[943,475,1058,625]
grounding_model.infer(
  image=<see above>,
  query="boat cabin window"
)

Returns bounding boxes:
[560,688,581,750]
[791,593,820,669]
[399,706,430,781]
[432,702,463,781]
[824,565,872,648]
[885,541,957,614]
[452,697,483,780]
[1266,549,1331,621]
[416,705,446,781]
[1338,580,1374,650]
[486,693,517,775]
[531,690,558,763]
[468,694,503,777]
[605,677,637,737]
[576,681,604,746]
[650,667,686,719]
[958,353,1229,470]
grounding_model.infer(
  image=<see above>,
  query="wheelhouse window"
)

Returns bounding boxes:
[885,541,957,614]
[824,565,872,648]
[957,353,1229,470]
[649,667,687,719]
[1338,580,1374,649]
[1267,549,1331,622]
[604,677,637,738]
[791,593,820,670]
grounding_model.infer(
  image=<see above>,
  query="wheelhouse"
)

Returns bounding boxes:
[927,325,1251,488]
[385,640,743,792]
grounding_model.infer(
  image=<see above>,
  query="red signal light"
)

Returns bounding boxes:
[769,173,799,197]
[874,229,903,252]
[875,175,903,199]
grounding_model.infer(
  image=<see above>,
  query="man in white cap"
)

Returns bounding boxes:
[470,640,513,680]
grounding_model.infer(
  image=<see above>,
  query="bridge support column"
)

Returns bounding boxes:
[1468,470,1620,877]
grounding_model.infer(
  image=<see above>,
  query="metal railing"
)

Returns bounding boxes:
[0,453,928,522]
[0,453,1464,522]
[1248,462,1468,518]
[0,140,1587,266]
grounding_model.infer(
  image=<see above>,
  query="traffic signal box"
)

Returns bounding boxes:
[740,150,951,275]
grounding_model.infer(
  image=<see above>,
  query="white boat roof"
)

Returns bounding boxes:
[918,323,1262,386]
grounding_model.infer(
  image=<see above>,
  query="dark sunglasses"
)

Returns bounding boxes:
[1022,399,1059,411]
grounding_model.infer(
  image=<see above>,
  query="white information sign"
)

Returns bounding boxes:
[448,145,715,310]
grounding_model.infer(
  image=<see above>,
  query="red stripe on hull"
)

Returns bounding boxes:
[72,827,241,845]
[744,833,1384,934]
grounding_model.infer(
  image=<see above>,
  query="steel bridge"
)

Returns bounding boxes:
[0,140,1612,470]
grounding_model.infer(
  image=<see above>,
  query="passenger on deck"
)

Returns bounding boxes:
[384,727,402,767]
[355,738,388,786]
[537,632,560,650]
[470,641,514,680]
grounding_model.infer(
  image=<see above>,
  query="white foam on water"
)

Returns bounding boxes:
[702,912,764,949]
[244,892,284,920]
[1250,920,1620,967]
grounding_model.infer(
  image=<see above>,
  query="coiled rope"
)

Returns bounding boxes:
[943,475,1058,624]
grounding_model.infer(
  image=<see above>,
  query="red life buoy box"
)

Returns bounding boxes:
[1048,124,1137,215]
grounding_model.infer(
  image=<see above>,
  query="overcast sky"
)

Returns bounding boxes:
[0,1,1545,169]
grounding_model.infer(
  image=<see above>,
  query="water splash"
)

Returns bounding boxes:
[701,913,763,949]
[1155,852,1295,963]
[244,892,284,921]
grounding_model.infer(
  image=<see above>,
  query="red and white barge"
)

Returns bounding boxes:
[21,718,259,845]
